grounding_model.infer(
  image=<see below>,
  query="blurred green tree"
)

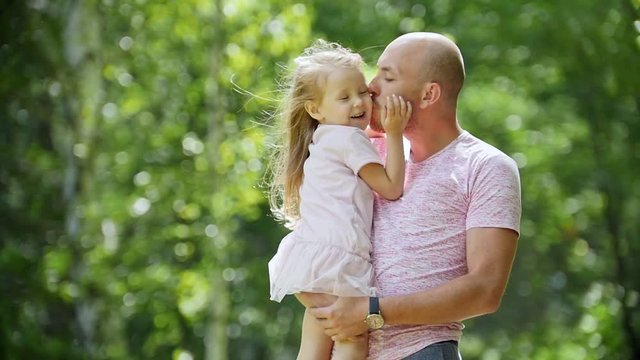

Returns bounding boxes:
[1,0,311,359]
[1,0,638,359]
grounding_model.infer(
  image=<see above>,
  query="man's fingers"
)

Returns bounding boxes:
[307,306,327,320]
[347,334,367,342]
[331,331,364,342]
[331,333,350,342]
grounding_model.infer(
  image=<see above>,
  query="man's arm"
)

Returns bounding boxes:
[308,227,518,340]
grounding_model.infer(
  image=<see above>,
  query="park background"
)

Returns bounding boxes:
[1,0,639,359]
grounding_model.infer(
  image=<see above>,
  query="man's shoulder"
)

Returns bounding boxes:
[459,131,516,166]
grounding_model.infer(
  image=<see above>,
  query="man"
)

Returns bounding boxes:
[308,32,521,359]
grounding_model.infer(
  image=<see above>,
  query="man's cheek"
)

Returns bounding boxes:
[369,111,385,133]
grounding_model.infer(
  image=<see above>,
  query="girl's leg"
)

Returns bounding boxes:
[295,293,368,360]
[297,308,333,360]
[333,331,368,360]
[295,293,337,360]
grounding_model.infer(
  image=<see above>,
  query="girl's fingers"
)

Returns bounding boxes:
[389,95,395,120]
[384,94,412,125]
[381,97,388,122]
[390,95,410,118]
[398,95,406,115]
[389,94,398,118]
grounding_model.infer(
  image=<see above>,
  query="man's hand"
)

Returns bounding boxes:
[308,296,369,341]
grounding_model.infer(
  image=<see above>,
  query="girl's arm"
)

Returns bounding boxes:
[358,95,411,200]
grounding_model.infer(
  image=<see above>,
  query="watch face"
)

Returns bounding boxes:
[366,314,384,329]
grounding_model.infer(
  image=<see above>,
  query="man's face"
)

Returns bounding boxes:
[368,43,421,133]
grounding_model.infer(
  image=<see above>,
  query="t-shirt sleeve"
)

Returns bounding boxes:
[466,154,522,235]
[342,129,384,174]
[371,136,387,159]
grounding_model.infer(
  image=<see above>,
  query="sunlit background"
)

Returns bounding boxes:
[1,0,639,359]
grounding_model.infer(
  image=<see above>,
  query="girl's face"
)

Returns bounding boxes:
[306,67,372,131]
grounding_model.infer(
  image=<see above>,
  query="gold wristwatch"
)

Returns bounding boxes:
[364,297,384,330]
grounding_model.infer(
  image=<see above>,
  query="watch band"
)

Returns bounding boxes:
[365,296,385,329]
[369,296,380,315]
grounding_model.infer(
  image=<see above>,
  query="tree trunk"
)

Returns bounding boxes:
[62,0,103,356]
[588,112,639,360]
[205,0,230,359]
[207,268,230,360]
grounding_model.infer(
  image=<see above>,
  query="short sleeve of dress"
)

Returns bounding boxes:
[342,129,384,174]
[466,154,522,235]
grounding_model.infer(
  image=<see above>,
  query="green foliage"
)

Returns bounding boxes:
[1,0,638,359]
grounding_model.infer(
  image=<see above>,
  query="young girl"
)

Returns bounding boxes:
[267,40,411,359]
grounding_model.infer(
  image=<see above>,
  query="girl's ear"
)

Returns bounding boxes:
[305,100,323,122]
[419,82,441,109]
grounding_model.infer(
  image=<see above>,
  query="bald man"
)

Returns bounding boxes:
[308,32,522,359]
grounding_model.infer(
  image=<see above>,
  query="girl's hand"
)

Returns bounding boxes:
[379,94,412,136]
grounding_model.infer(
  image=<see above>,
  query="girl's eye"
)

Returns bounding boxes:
[359,91,368,95]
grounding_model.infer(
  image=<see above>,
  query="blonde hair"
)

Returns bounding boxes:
[268,40,364,227]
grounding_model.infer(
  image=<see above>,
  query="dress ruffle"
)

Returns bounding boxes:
[269,233,376,302]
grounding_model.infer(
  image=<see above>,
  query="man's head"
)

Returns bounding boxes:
[369,32,465,133]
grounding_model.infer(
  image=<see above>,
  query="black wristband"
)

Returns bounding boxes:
[369,296,380,314]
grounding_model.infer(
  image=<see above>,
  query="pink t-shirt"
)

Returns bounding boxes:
[368,131,521,359]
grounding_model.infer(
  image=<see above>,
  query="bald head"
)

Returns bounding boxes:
[388,32,465,104]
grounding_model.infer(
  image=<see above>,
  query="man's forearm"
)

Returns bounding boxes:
[381,228,518,326]
[380,272,502,326]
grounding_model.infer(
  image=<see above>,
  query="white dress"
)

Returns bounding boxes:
[268,125,383,302]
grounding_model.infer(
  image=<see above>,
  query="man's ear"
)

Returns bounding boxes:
[304,100,323,121]
[419,82,441,109]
